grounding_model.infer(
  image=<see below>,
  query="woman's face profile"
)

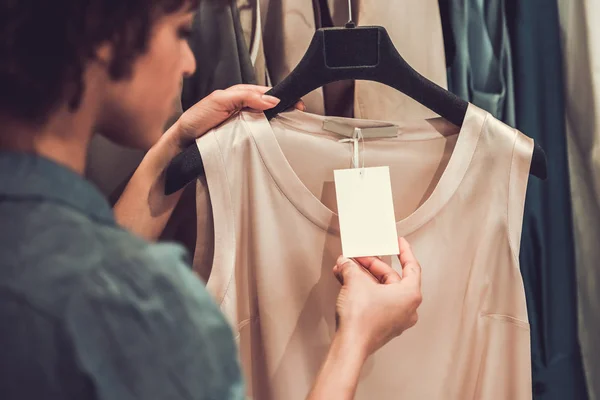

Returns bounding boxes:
[98,6,196,149]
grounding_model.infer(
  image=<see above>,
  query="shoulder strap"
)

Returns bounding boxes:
[507,129,534,260]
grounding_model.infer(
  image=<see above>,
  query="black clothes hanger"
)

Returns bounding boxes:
[165,10,548,195]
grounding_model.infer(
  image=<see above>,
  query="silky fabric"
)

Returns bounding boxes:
[193,105,533,399]
[505,1,588,399]
[261,0,447,120]
[558,1,600,399]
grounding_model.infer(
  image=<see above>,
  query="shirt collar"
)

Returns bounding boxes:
[0,152,115,224]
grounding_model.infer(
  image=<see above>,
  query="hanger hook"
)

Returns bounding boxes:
[345,0,356,28]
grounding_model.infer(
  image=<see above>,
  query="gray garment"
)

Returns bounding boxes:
[446,0,515,126]
[0,152,244,400]
[558,2,600,398]
[182,0,256,111]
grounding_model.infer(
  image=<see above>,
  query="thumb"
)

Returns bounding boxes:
[398,237,422,288]
[333,257,362,285]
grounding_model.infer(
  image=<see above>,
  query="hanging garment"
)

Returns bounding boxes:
[444,0,515,126]
[192,106,533,400]
[441,0,533,393]
[558,1,600,399]
[237,0,268,86]
[182,0,256,111]
[261,0,326,114]
[261,0,447,119]
[505,1,588,399]
[438,0,456,68]
[351,0,448,120]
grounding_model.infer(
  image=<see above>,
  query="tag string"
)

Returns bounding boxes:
[338,127,365,174]
[358,128,365,174]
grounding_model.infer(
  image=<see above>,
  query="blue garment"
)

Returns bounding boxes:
[0,152,244,400]
[506,1,589,399]
[446,0,515,126]
[444,1,587,397]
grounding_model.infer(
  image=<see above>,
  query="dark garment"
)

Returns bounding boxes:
[506,1,589,399]
[182,0,256,111]
[445,0,515,126]
[438,0,456,68]
[0,152,244,400]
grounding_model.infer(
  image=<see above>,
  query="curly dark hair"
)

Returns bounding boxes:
[0,0,199,124]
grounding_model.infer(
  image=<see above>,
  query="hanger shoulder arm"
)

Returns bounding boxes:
[165,145,204,195]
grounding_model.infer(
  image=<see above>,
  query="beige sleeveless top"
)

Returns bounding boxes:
[193,104,533,400]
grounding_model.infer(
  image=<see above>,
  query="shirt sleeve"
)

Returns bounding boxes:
[64,243,245,400]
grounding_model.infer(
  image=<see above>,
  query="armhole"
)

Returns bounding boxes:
[507,130,534,263]
[195,130,237,307]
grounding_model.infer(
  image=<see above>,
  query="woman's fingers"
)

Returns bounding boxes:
[398,237,421,288]
[294,100,306,111]
[209,88,280,112]
[335,238,421,286]
[225,84,272,94]
[177,86,305,146]
[354,256,402,284]
[225,85,306,111]
[333,238,421,287]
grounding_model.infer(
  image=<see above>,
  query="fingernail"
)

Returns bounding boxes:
[262,95,280,105]
[337,256,351,266]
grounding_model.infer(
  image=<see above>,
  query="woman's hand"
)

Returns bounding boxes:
[333,237,422,356]
[163,84,304,151]
[308,237,422,400]
[115,85,303,240]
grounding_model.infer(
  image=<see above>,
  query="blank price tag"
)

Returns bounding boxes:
[334,166,400,258]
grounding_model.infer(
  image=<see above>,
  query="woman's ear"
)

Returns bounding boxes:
[94,42,114,68]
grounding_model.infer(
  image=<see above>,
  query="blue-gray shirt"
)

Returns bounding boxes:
[0,152,244,400]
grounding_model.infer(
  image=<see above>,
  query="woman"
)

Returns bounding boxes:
[0,1,422,399]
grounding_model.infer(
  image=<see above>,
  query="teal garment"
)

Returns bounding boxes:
[0,152,245,400]
[445,0,515,126]
[444,0,587,398]
[506,1,588,399]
